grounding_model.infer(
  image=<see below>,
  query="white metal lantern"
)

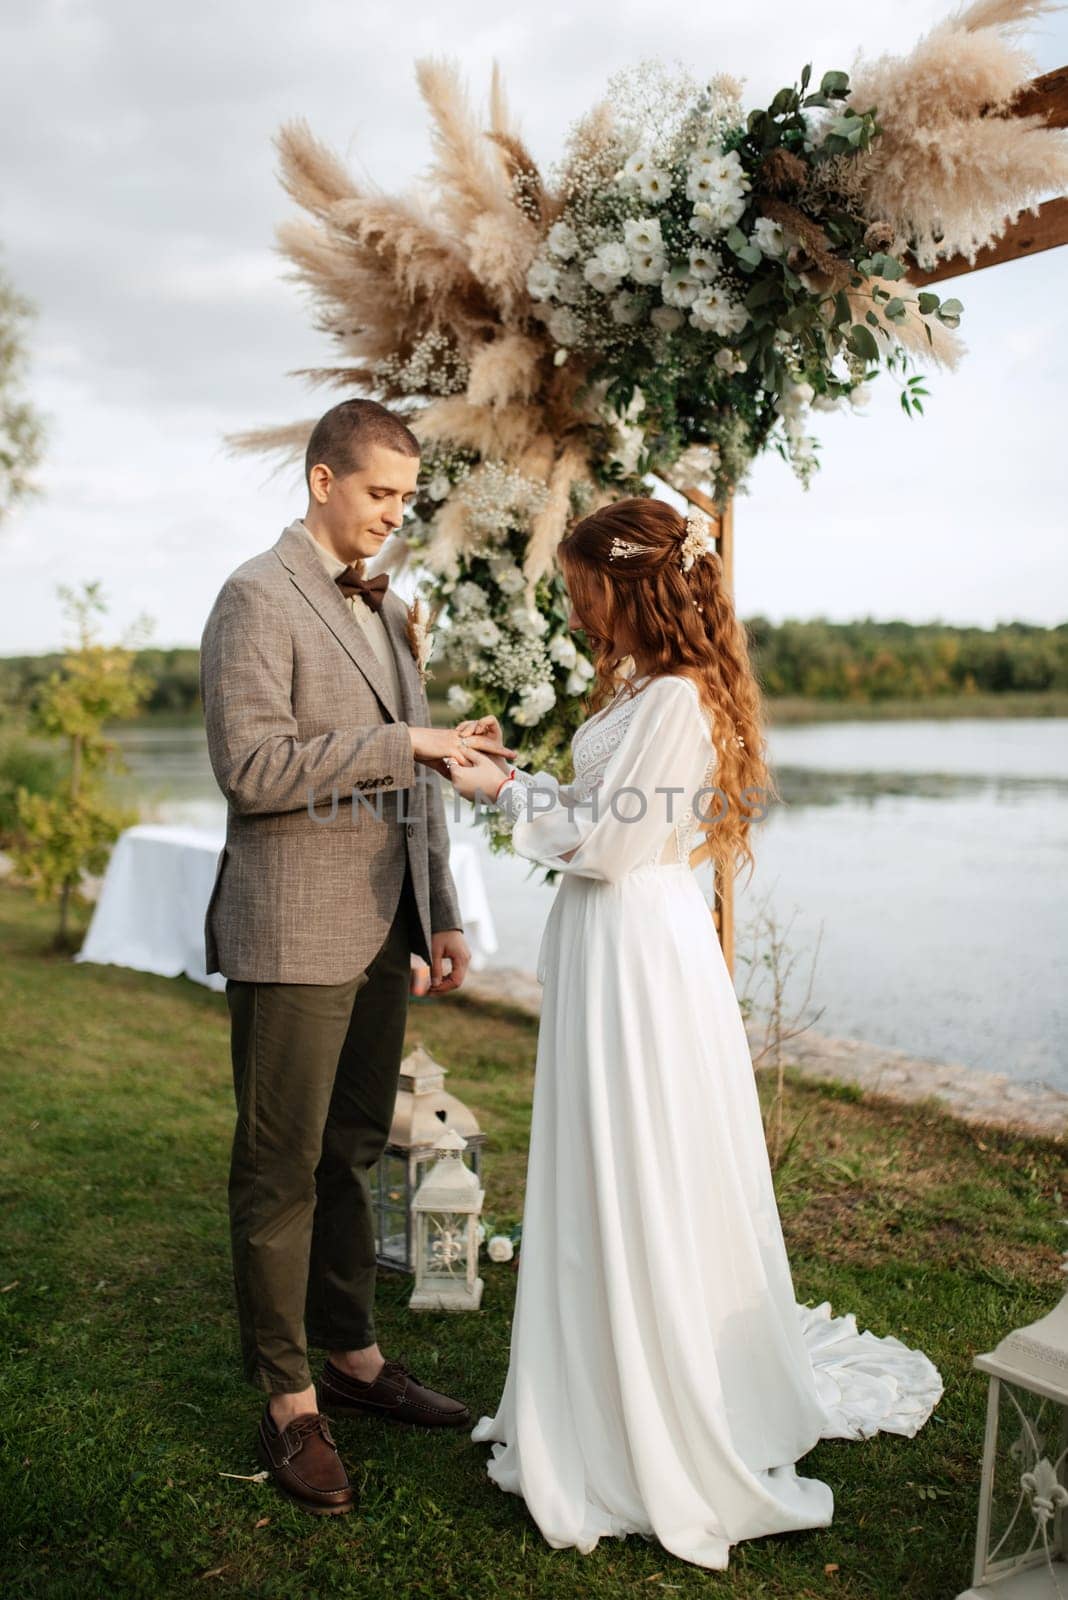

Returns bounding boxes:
[372,1044,485,1273]
[956,1242,1068,1599]
[409,1128,484,1313]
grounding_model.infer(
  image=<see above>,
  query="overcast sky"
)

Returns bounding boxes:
[1,0,1065,656]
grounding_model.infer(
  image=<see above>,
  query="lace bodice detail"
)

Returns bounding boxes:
[507,674,717,870]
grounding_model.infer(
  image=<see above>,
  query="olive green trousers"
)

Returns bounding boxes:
[224,870,418,1393]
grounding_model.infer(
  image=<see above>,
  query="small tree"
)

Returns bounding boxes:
[0,256,46,526]
[10,582,154,949]
[736,892,827,1175]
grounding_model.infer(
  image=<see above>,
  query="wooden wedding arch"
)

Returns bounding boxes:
[681,65,1068,979]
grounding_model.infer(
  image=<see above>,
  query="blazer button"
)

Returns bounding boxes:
[406,823,415,838]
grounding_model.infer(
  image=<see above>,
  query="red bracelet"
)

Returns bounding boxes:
[493,768,516,802]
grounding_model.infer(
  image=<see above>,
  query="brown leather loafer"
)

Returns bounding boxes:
[318,1357,471,1428]
[256,1406,355,1515]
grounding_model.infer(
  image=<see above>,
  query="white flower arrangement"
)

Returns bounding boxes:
[263,45,1001,862]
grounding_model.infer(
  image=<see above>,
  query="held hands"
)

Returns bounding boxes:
[409,717,515,780]
[448,716,514,804]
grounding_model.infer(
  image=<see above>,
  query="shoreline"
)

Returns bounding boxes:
[458,966,1067,1143]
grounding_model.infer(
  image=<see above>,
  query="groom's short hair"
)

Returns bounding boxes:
[304,399,421,485]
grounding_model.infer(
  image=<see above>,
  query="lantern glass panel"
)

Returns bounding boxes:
[374,1150,412,1270]
[420,1211,473,1283]
[984,1379,1068,1576]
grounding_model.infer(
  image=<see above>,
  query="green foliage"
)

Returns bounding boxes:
[7,581,154,943]
[0,733,62,845]
[747,617,1068,701]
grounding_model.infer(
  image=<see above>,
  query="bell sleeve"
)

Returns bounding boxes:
[492,676,711,882]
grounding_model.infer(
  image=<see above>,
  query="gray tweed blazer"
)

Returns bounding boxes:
[199,519,462,984]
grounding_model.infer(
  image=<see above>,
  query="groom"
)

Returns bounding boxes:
[199,398,514,1515]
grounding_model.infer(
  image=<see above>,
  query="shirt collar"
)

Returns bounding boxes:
[298,519,348,580]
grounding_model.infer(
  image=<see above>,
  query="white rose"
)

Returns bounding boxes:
[452,580,488,614]
[526,257,560,302]
[630,249,667,286]
[511,681,556,723]
[751,217,786,257]
[637,166,672,202]
[487,1234,514,1263]
[619,148,654,187]
[547,220,579,260]
[661,266,700,308]
[548,306,580,345]
[509,604,549,637]
[595,242,630,278]
[663,442,721,489]
[555,266,585,305]
[491,561,526,595]
[650,304,684,333]
[426,472,452,501]
[714,346,748,374]
[623,216,663,254]
[583,260,623,295]
[688,246,722,280]
[472,618,501,648]
[848,382,873,409]
[689,203,717,240]
[713,188,749,229]
[549,632,578,668]
[447,684,474,714]
[686,165,715,203]
[690,286,748,337]
[610,291,643,325]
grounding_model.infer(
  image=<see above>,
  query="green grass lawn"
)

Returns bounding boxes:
[0,880,1063,1600]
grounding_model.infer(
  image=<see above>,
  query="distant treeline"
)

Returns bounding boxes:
[1,620,1066,717]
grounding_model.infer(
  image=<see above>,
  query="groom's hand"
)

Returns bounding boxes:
[427,929,470,995]
[409,724,515,779]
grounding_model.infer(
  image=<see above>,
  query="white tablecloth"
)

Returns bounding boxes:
[74,824,497,992]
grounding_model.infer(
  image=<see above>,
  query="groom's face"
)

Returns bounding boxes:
[310,443,420,562]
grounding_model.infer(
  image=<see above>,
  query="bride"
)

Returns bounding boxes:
[444,495,943,1572]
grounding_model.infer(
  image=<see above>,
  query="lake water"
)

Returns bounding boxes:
[108,718,1068,1097]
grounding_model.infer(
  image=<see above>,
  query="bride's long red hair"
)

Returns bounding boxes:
[557,497,778,884]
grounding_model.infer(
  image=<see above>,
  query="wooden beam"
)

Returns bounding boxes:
[1010,64,1068,130]
[903,64,1068,285]
[905,195,1068,285]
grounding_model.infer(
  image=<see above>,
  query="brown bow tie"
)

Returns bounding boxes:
[335,567,389,614]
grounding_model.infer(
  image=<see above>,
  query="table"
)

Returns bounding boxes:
[74,824,498,992]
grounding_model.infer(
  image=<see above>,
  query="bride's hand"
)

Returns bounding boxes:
[448,750,511,804]
[455,716,513,776]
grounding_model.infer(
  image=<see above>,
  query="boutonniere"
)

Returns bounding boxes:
[405,596,435,688]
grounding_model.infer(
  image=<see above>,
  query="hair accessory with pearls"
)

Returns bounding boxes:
[679,510,717,573]
[608,535,645,561]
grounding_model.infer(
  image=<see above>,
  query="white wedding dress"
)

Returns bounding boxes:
[470,672,943,1571]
